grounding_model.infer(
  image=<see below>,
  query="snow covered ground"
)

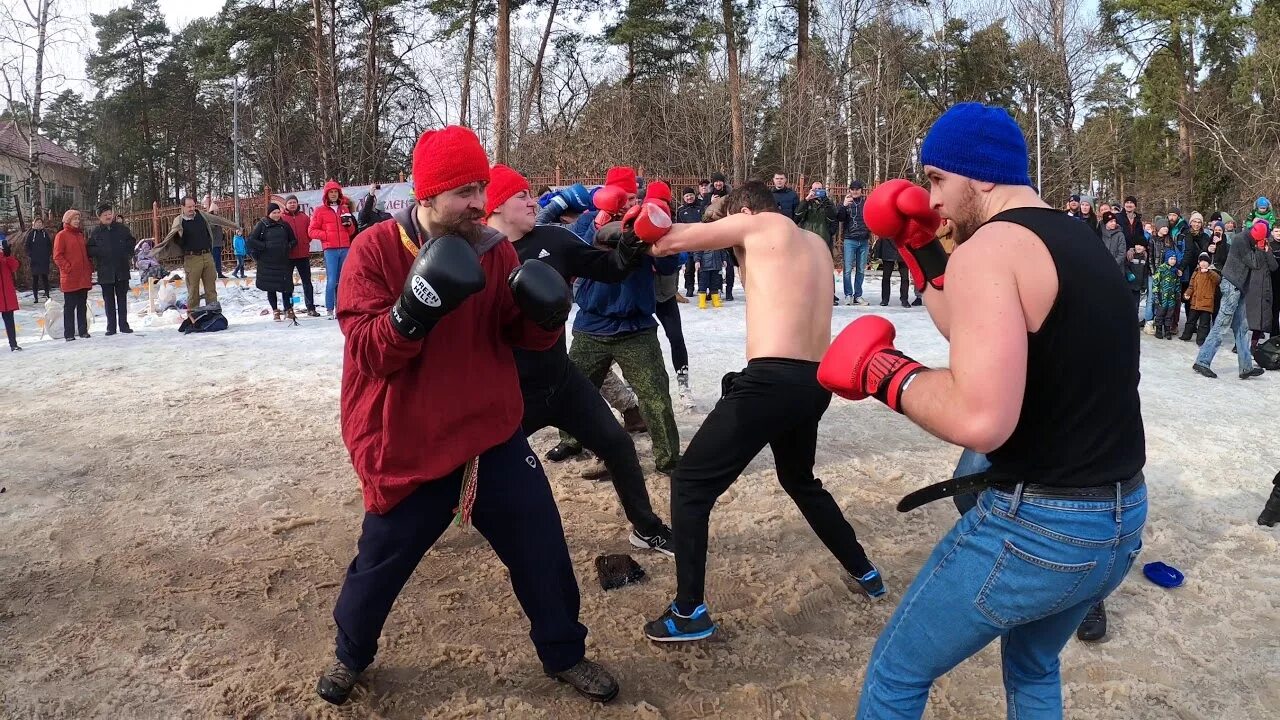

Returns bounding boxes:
[1,270,1277,719]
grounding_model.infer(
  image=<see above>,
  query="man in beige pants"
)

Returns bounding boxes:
[156,196,239,310]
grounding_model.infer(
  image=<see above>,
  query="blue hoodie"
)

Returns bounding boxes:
[573,253,680,336]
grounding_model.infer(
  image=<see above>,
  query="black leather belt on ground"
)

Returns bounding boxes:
[897,471,1145,513]
[185,249,210,256]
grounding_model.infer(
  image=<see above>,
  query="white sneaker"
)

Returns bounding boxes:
[842,297,856,306]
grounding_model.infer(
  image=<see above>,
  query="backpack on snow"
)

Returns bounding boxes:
[1255,337,1280,371]
[178,303,229,334]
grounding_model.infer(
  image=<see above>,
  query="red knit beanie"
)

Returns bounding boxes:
[412,126,491,201]
[645,180,673,209]
[604,166,638,194]
[485,164,531,217]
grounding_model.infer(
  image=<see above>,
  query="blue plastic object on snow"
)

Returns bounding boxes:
[1142,561,1185,588]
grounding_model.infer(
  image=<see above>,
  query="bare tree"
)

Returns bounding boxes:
[0,0,79,220]
[723,0,745,182]
[495,0,511,163]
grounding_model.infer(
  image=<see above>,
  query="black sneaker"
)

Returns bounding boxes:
[546,442,583,462]
[1258,482,1280,527]
[1192,363,1217,379]
[901,299,911,307]
[1076,601,1107,642]
[1240,367,1265,379]
[105,330,117,336]
[644,602,717,642]
[911,297,923,306]
[549,659,619,703]
[630,525,674,557]
[316,659,361,705]
[121,327,134,334]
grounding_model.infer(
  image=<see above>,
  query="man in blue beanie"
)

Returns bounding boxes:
[817,102,1147,719]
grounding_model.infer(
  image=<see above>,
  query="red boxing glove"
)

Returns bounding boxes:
[1251,221,1269,248]
[865,179,947,291]
[818,315,926,413]
[622,202,672,244]
[593,185,630,229]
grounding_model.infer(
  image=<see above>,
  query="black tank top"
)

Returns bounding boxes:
[983,207,1146,487]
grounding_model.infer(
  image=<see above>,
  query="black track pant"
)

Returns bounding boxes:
[882,260,909,303]
[292,258,316,310]
[332,432,586,675]
[2,311,15,348]
[523,363,665,536]
[30,273,50,300]
[655,296,689,372]
[672,358,873,608]
[100,283,131,333]
[62,289,88,338]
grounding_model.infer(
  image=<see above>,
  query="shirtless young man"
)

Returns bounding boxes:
[819,103,1146,718]
[636,181,884,643]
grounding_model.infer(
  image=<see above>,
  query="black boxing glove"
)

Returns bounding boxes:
[595,221,646,269]
[389,235,486,340]
[509,259,572,330]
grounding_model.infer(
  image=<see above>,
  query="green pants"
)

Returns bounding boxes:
[561,327,681,472]
[182,252,219,309]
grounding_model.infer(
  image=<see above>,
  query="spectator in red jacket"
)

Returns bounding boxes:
[308,181,356,318]
[1,237,21,350]
[53,209,93,341]
[281,195,319,316]
[314,125,617,708]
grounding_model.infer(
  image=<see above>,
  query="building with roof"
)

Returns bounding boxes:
[0,120,84,223]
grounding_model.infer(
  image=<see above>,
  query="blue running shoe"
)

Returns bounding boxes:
[644,602,717,642]
[846,565,888,600]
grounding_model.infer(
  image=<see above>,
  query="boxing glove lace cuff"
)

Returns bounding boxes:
[389,299,437,340]
[868,349,925,413]
[904,240,948,291]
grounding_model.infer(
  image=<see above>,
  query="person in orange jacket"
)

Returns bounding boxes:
[53,209,93,341]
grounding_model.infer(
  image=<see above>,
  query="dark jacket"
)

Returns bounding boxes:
[87,221,137,285]
[1100,224,1128,271]
[511,223,639,386]
[1124,249,1151,294]
[1221,231,1260,291]
[248,217,298,293]
[772,187,801,219]
[796,196,839,246]
[837,198,870,241]
[876,236,902,263]
[25,229,53,274]
[1182,229,1213,278]
[1117,211,1143,248]
[1242,238,1278,333]
[358,192,392,232]
[573,252,680,337]
[676,202,704,225]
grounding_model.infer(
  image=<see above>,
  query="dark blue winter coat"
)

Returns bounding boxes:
[772,187,801,218]
[573,253,680,337]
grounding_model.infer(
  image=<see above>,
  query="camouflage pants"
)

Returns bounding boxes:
[561,328,681,472]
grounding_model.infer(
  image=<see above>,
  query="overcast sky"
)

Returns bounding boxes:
[46,0,218,95]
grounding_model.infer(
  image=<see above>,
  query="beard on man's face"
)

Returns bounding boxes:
[427,205,485,244]
[947,184,984,245]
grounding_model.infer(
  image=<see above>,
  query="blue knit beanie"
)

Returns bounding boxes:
[921,103,1033,186]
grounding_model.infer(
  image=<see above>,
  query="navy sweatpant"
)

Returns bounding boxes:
[331,431,587,674]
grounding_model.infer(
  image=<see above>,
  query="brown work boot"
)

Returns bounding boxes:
[316,659,361,705]
[622,407,648,433]
[549,659,619,703]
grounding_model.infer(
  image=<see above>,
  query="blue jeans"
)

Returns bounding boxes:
[1195,277,1253,375]
[324,248,349,313]
[1142,276,1154,322]
[952,449,991,515]
[843,238,870,298]
[858,483,1147,719]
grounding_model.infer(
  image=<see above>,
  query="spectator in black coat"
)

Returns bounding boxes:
[770,173,801,219]
[249,203,299,322]
[25,217,53,303]
[676,187,705,296]
[357,184,393,232]
[876,235,911,307]
[86,203,137,335]
[1117,196,1143,248]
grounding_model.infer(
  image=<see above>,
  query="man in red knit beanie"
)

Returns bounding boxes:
[315,126,619,707]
